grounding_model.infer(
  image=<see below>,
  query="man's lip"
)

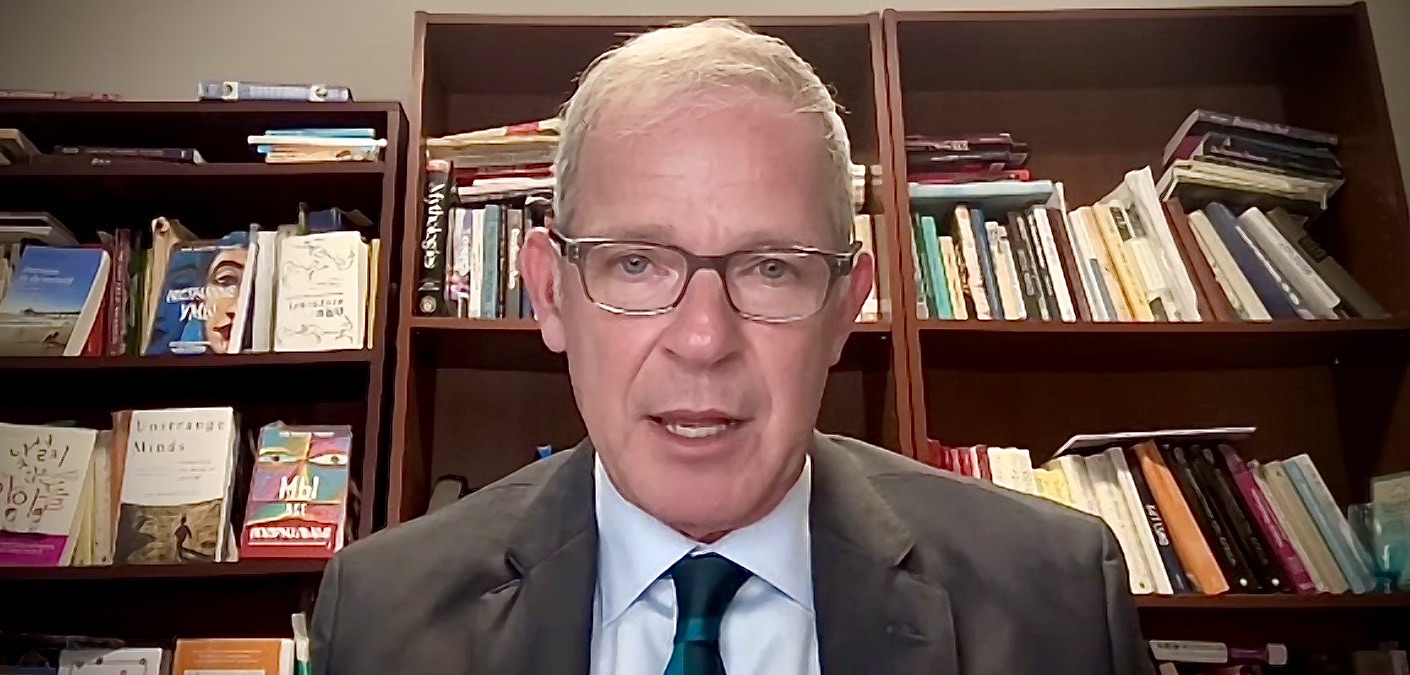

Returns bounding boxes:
[648,410,746,425]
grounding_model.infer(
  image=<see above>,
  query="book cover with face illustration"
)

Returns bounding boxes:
[147,230,255,355]
[239,423,352,558]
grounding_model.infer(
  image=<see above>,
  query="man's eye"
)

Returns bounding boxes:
[754,258,795,281]
[617,254,651,275]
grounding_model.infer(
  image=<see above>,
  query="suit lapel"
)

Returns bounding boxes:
[810,434,960,675]
[477,440,598,675]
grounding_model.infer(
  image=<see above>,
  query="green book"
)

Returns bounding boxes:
[920,215,953,319]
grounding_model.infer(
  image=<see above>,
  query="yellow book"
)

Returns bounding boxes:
[1033,467,1076,508]
[1093,202,1154,321]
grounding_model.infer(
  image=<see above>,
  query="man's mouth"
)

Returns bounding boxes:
[649,411,745,440]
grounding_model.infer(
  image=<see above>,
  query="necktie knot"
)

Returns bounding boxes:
[662,552,752,675]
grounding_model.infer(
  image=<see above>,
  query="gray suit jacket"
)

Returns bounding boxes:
[312,433,1155,674]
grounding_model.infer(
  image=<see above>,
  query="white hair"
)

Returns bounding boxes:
[553,18,855,246]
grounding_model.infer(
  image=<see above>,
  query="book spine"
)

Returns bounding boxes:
[504,208,524,319]
[938,237,969,321]
[908,216,929,320]
[1005,213,1047,321]
[1167,445,1260,592]
[1219,447,1317,595]
[954,206,991,320]
[1075,207,1128,321]
[1135,443,1229,595]
[970,207,1004,321]
[1238,207,1339,318]
[107,229,131,356]
[1265,209,1389,319]
[415,160,453,316]
[1023,210,1062,321]
[1202,203,1303,319]
[1094,204,1153,321]
[920,215,953,319]
[1045,208,1091,322]
[1085,452,1157,594]
[1124,447,1193,594]
[1194,445,1287,592]
[481,204,503,319]
[1260,461,1349,594]
[1284,456,1376,593]
[1108,447,1173,594]
[989,222,1024,320]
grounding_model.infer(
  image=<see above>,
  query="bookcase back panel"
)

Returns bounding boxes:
[0,171,386,241]
[1,574,315,640]
[899,86,1284,208]
[420,20,882,161]
[922,365,1364,503]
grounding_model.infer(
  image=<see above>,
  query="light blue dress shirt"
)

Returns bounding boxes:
[590,455,822,675]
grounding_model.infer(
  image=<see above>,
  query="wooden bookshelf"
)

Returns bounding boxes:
[0,100,407,638]
[388,12,910,525]
[883,2,1410,650]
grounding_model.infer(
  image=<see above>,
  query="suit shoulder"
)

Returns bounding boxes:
[330,450,574,592]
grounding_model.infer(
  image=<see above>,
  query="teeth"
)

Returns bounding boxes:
[664,422,729,439]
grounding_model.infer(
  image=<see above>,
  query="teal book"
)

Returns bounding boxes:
[910,215,937,316]
[1284,455,1376,593]
[919,215,953,319]
[480,205,503,319]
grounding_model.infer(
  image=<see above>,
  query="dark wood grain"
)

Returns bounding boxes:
[0,559,325,581]
[1136,593,1410,610]
[0,350,374,371]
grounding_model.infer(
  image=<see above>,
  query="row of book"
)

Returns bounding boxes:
[908,110,1383,323]
[416,118,883,322]
[1149,640,1409,674]
[924,429,1407,596]
[0,209,379,356]
[0,622,312,674]
[0,409,355,568]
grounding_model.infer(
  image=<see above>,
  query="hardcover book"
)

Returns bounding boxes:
[113,408,239,564]
[240,423,353,559]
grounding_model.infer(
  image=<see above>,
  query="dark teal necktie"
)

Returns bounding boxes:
[662,553,753,675]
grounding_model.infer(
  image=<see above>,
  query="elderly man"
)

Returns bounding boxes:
[312,18,1153,675]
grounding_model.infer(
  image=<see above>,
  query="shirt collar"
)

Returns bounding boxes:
[594,453,814,626]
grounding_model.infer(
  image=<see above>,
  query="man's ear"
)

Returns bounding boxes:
[827,250,874,365]
[518,227,568,353]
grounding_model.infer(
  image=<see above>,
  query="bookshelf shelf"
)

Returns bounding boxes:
[410,316,541,331]
[0,161,386,178]
[0,350,376,371]
[0,559,326,582]
[1136,593,1410,611]
[917,318,1410,336]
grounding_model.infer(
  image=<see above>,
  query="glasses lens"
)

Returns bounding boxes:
[726,252,834,320]
[581,243,687,312]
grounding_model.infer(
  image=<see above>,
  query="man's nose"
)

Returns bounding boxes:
[659,269,744,367]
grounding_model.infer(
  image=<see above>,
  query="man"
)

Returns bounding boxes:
[312,18,1153,675]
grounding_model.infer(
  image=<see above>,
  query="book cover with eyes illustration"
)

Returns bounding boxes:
[146,229,257,355]
[239,423,353,559]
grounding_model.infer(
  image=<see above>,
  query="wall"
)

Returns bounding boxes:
[0,0,1407,192]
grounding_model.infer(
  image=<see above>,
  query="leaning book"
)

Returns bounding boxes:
[113,408,240,564]
[239,423,354,559]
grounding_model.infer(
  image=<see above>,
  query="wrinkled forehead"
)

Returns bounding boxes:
[571,92,837,252]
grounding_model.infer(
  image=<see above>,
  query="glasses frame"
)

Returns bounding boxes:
[546,228,863,323]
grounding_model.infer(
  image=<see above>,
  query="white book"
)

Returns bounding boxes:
[1064,208,1111,322]
[1075,208,1133,321]
[1188,210,1271,321]
[954,206,991,320]
[854,214,879,322]
[1106,446,1173,594]
[1187,210,1254,321]
[89,430,114,566]
[1084,452,1157,594]
[1105,166,1204,321]
[274,232,369,352]
[1046,455,1100,516]
[468,208,486,319]
[60,647,168,675]
[1031,207,1077,322]
[1251,461,1330,593]
[988,221,1025,320]
[1259,461,1349,594]
[1112,203,1180,321]
[1285,454,1376,591]
[938,237,967,321]
[251,230,281,352]
[1239,207,1340,319]
[115,408,239,565]
[1004,447,1038,496]
[0,423,98,566]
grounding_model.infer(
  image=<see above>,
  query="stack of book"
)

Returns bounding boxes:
[247,128,386,164]
[927,429,1396,598]
[0,209,379,357]
[1157,110,1344,211]
[905,132,1031,184]
[0,411,356,568]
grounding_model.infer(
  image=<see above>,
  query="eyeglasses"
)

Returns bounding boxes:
[547,229,861,323]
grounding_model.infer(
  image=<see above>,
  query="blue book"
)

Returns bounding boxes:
[1203,203,1305,319]
[910,180,1055,201]
[1284,457,1376,593]
[257,127,376,154]
[0,246,109,356]
[481,205,503,319]
[147,231,254,355]
[969,207,1004,321]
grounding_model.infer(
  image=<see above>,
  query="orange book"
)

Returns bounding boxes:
[173,638,294,675]
[1134,441,1231,596]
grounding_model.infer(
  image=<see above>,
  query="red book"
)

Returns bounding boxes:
[976,446,993,482]
[1218,445,1317,595]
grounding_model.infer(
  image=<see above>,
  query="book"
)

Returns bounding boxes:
[173,638,295,675]
[415,160,453,316]
[0,246,110,356]
[274,231,369,352]
[147,230,257,356]
[240,423,354,559]
[0,424,98,566]
[114,408,240,564]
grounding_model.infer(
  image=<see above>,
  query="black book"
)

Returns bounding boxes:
[416,159,453,316]
[1023,209,1063,322]
[502,206,524,320]
[1003,212,1046,321]
[1194,444,1289,592]
[1165,444,1263,592]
